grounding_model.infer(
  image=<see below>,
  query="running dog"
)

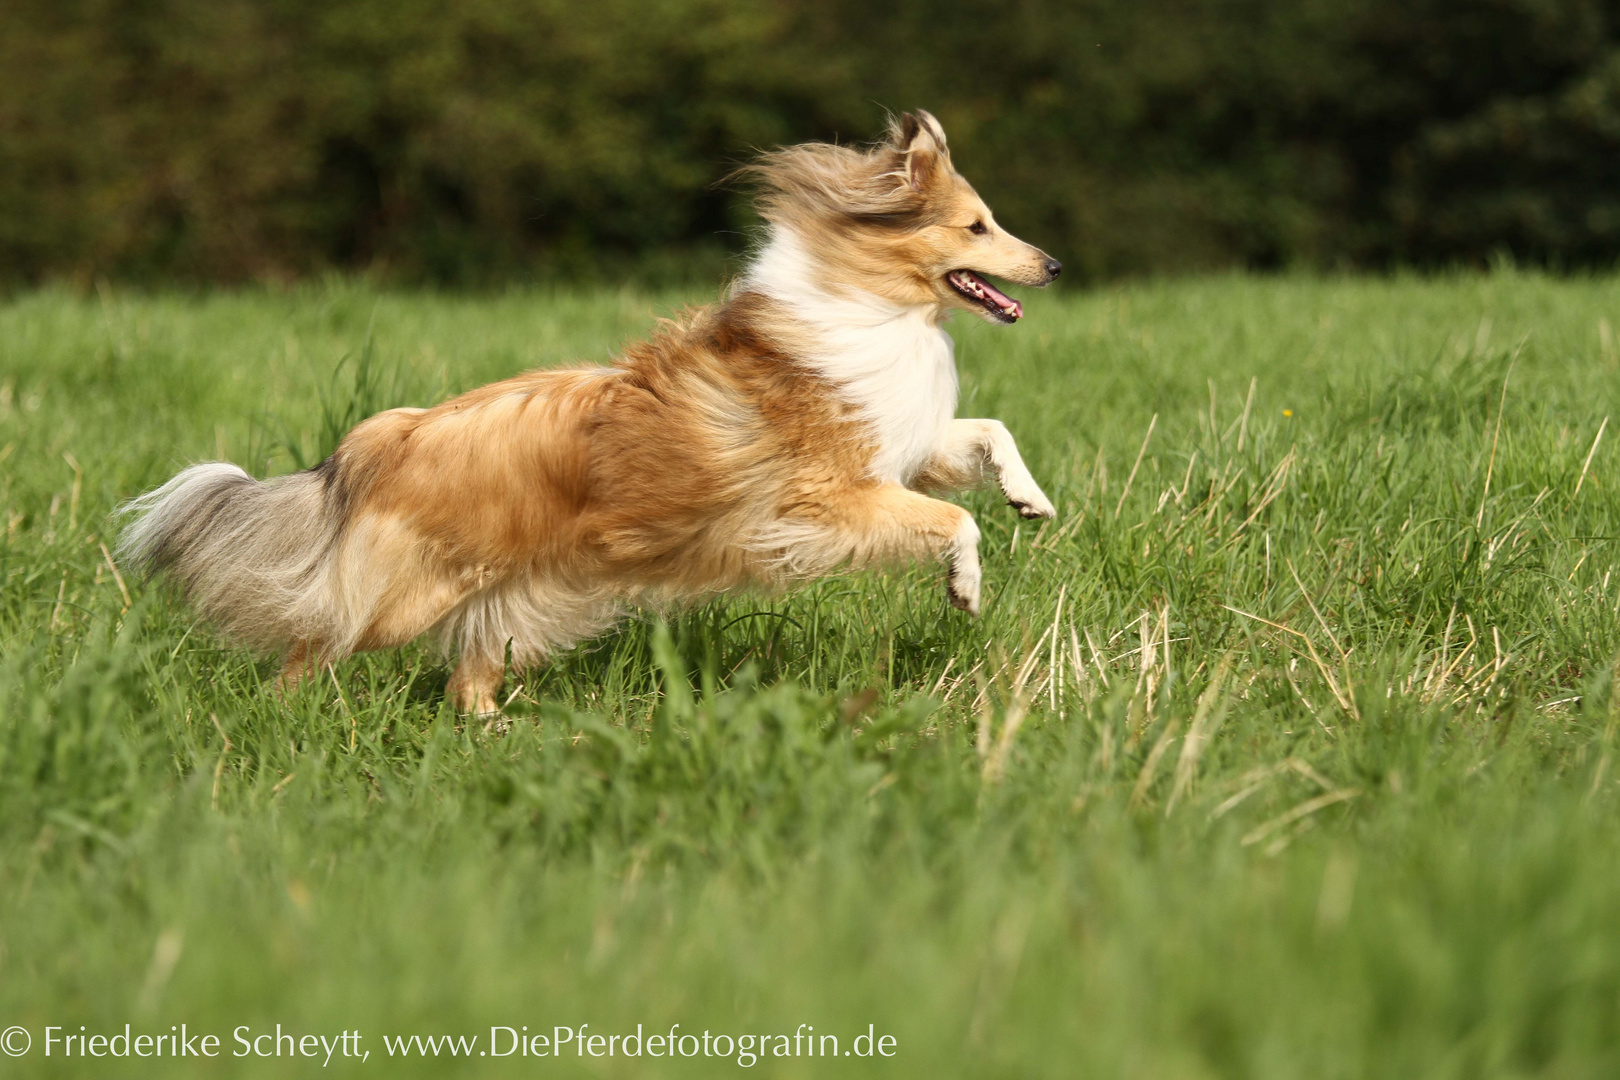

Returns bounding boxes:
[119,111,1061,714]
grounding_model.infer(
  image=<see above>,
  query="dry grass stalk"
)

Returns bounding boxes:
[1574,416,1608,503]
[1222,603,1358,718]
[1166,652,1235,815]
[1240,788,1361,847]
[1113,413,1158,518]
[1476,347,1521,529]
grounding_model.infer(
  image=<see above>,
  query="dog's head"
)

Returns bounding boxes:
[746,110,1060,323]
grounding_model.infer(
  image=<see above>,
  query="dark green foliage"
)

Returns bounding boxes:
[6,0,1620,284]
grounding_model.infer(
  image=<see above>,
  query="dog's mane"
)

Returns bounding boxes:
[738,113,954,229]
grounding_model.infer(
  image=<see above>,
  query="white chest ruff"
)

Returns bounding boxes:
[742,231,959,484]
[806,306,957,483]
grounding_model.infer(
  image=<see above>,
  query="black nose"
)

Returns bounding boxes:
[1044,259,1063,279]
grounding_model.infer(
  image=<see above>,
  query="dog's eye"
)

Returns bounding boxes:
[968,221,987,235]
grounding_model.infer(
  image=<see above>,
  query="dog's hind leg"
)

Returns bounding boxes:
[439,581,621,717]
[446,650,505,717]
[441,589,510,716]
[275,639,326,696]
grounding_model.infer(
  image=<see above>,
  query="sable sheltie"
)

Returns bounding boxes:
[119,111,1061,715]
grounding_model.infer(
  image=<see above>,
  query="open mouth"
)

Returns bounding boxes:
[946,269,1023,323]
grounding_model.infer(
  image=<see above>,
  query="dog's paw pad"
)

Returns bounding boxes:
[1002,480,1056,521]
[1011,498,1056,520]
[947,581,982,618]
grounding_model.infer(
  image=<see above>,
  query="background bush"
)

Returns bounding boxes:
[5,0,1620,284]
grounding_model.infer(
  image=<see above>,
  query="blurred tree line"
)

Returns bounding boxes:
[3,0,1620,284]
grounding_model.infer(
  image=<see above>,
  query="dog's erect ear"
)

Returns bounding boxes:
[893,110,951,191]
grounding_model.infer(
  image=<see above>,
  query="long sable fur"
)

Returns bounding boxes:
[119,110,1061,715]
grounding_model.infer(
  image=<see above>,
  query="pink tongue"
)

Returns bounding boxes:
[967,272,1022,318]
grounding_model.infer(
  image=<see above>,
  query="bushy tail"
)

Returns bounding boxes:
[117,462,348,653]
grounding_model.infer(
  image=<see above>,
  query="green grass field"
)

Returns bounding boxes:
[5,272,1620,1077]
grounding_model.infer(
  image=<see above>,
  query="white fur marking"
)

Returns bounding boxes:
[948,514,982,616]
[741,228,958,484]
[979,419,1055,517]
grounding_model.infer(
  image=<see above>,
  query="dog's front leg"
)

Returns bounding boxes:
[794,485,985,615]
[915,419,1055,520]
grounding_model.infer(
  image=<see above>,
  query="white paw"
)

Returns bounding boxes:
[947,516,982,617]
[1002,475,1056,520]
[947,571,981,617]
